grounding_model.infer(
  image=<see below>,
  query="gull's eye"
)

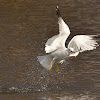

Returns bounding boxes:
[69,48,75,53]
[70,50,73,54]
[70,50,75,53]
[71,50,74,53]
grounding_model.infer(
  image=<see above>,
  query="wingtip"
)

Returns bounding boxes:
[56,5,61,17]
[93,35,100,39]
[56,5,59,9]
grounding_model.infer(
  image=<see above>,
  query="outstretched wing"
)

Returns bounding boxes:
[45,6,70,53]
[68,35,99,52]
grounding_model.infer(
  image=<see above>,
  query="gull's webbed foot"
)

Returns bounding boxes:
[59,59,65,64]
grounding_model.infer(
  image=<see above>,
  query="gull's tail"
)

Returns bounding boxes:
[37,55,54,70]
[56,5,61,17]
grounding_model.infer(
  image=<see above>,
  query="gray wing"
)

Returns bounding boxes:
[68,35,99,52]
[45,34,59,46]
[45,17,70,53]
[45,6,70,53]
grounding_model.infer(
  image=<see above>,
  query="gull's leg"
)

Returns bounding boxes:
[49,60,53,71]
[56,63,59,72]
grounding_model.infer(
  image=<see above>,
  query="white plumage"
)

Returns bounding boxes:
[37,6,99,70]
[68,35,99,53]
[45,17,70,53]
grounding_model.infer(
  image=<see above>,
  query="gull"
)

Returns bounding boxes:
[37,6,99,71]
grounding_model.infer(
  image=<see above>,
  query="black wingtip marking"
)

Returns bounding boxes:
[56,5,61,17]
[94,35,100,38]
[93,35,100,40]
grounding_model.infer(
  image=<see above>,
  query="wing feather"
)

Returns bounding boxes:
[68,35,99,52]
[45,17,70,53]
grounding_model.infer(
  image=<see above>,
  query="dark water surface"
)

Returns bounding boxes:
[0,0,100,100]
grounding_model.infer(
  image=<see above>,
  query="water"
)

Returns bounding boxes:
[0,0,100,100]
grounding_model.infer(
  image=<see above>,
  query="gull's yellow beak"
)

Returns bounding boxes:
[69,51,79,57]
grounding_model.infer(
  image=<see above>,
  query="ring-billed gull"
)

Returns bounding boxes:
[37,6,99,71]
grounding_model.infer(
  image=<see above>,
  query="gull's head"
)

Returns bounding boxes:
[69,48,74,52]
[68,48,79,57]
